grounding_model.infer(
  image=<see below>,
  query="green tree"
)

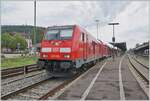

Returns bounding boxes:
[14,33,28,50]
[9,36,17,51]
[1,33,13,49]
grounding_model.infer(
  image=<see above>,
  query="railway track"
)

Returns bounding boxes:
[128,55,149,84]
[1,60,100,100]
[2,70,45,86]
[1,71,87,100]
[1,70,49,99]
[2,77,69,100]
[128,55,149,97]
[131,56,149,69]
[1,64,42,79]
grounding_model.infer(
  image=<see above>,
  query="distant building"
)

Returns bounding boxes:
[25,38,32,49]
[133,41,149,56]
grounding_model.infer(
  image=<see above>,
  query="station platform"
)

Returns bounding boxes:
[54,55,148,100]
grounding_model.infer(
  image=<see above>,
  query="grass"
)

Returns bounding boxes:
[1,56,39,69]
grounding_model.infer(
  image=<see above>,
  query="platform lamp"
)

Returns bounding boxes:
[108,22,119,60]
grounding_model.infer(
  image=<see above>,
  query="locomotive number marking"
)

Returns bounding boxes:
[51,55,60,58]
[52,48,59,52]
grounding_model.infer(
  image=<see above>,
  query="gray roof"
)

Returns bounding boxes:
[47,25,75,30]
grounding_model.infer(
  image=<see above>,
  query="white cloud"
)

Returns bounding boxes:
[1,1,149,49]
[1,1,34,25]
[86,1,149,49]
[112,1,149,48]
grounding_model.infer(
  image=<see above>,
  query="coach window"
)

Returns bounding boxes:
[81,33,85,42]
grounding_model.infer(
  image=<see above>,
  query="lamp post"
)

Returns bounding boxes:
[108,22,119,60]
[34,0,36,55]
[95,19,99,40]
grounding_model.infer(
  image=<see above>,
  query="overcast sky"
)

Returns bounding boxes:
[1,0,150,49]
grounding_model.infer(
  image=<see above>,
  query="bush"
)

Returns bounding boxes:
[1,33,28,51]
[1,33,13,49]
[14,33,28,50]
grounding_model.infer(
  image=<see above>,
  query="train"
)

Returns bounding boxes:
[38,25,113,77]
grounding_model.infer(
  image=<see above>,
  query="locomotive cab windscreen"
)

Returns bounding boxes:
[44,28,73,40]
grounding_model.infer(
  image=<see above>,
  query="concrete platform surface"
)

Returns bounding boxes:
[54,56,148,100]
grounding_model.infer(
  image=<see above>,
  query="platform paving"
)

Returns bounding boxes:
[85,57,120,100]
[55,55,148,100]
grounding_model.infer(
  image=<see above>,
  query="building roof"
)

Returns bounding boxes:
[134,42,149,51]
[110,42,127,51]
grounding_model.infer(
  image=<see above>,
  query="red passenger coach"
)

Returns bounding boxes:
[38,25,111,76]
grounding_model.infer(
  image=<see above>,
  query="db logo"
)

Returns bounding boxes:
[52,48,59,52]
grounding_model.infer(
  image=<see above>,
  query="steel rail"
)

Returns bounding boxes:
[128,55,149,84]
[1,72,80,100]
[131,56,149,70]
[38,73,82,100]
[128,55,149,98]
[1,64,42,79]
[1,77,51,100]
[2,71,45,86]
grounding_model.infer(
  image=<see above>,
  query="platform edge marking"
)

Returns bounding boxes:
[119,55,125,100]
[80,61,107,100]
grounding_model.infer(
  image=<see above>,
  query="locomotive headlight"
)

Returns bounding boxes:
[64,54,70,58]
[60,48,71,53]
[41,48,52,52]
[43,54,48,58]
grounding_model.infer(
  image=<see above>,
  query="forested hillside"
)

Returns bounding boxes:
[1,25,46,44]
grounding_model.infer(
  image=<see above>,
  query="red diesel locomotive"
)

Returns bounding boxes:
[38,25,112,76]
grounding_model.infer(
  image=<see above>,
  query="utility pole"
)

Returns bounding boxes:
[108,22,119,61]
[95,19,99,40]
[34,0,36,55]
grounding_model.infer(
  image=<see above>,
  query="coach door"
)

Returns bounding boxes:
[92,41,96,58]
[82,33,86,60]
